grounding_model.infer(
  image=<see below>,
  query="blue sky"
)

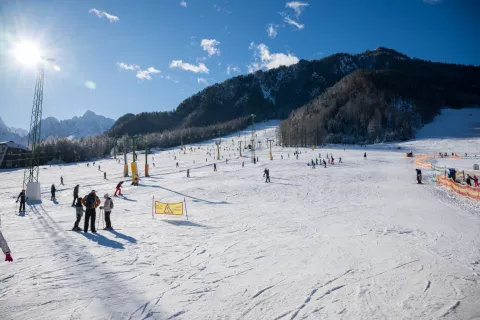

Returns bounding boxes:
[1,0,479,129]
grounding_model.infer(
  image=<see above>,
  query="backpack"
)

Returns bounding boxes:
[85,194,95,208]
[109,198,114,209]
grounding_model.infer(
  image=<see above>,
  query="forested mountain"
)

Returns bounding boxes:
[278,63,480,145]
[109,47,430,137]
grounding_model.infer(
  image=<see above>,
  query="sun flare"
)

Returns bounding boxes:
[12,41,42,67]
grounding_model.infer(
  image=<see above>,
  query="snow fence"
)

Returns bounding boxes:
[414,154,479,201]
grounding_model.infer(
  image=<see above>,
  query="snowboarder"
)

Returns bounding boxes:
[16,189,27,213]
[214,163,217,172]
[474,175,479,187]
[416,169,422,184]
[0,230,13,262]
[364,152,367,159]
[187,169,190,178]
[104,172,107,179]
[51,184,56,201]
[103,194,114,230]
[72,197,83,231]
[81,190,100,233]
[72,184,80,206]
[114,181,124,196]
[60,176,64,186]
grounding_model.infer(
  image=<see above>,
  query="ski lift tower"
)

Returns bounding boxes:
[23,57,55,201]
[250,114,256,163]
[215,139,222,160]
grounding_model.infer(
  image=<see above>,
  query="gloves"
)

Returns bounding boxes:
[5,253,13,262]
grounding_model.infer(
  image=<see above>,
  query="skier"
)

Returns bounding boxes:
[242,161,244,168]
[257,156,259,163]
[331,157,334,165]
[416,169,422,184]
[281,155,283,160]
[339,157,342,163]
[265,169,271,183]
[51,184,56,201]
[81,190,100,233]
[263,168,268,178]
[466,174,472,186]
[226,159,228,164]
[364,152,367,159]
[316,158,318,165]
[104,172,107,179]
[323,159,327,168]
[474,175,479,187]
[72,197,83,231]
[93,162,95,166]
[187,169,190,178]
[114,181,124,196]
[103,194,114,230]
[214,163,217,172]
[16,189,27,213]
[0,230,13,262]
[60,176,64,186]
[72,184,80,206]
[176,162,179,168]
[98,165,101,171]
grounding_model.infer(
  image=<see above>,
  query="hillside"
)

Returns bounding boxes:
[278,65,480,145]
[108,47,430,137]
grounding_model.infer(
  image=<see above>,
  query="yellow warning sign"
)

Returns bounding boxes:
[155,201,184,216]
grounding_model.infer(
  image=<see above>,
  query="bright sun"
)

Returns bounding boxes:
[12,41,42,67]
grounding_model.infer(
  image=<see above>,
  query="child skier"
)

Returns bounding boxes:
[72,184,80,206]
[16,189,27,213]
[72,197,83,231]
[103,194,114,230]
[474,175,479,187]
[114,181,124,196]
[416,169,422,184]
[0,230,13,262]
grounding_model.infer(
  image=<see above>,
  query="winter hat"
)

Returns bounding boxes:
[104,193,109,199]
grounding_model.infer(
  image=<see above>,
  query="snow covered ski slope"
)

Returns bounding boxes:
[1,114,480,319]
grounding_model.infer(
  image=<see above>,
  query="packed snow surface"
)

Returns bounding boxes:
[1,116,480,319]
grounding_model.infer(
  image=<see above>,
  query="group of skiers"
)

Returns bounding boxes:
[72,190,114,232]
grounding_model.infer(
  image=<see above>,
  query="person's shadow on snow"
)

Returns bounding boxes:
[81,232,124,249]
[107,230,137,243]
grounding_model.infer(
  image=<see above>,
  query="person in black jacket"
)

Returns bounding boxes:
[16,189,27,213]
[72,184,80,206]
[82,190,100,233]
[416,169,422,184]
[51,184,56,201]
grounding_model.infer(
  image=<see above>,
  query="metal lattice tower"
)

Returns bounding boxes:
[250,114,256,163]
[23,63,45,187]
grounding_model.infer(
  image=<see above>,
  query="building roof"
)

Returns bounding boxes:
[0,141,31,152]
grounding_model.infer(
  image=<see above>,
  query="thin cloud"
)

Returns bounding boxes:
[89,8,119,23]
[285,2,309,18]
[267,24,278,39]
[248,43,299,72]
[197,77,208,85]
[170,60,209,74]
[213,4,232,14]
[117,62,160,80]
[226,65,240,75]
[423,0,441,3]
[117,62,140,70]
[284,17,304,30]
[180,1,187,7]
[201,39,221,57]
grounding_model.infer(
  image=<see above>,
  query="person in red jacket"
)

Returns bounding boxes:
[0,230,13,262]
[114,181,124,196]
[474,175,479,187]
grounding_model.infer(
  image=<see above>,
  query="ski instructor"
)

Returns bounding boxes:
[81,190,101,233]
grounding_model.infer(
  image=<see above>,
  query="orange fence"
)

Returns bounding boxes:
[413,154,479,201]
[436,175,480,201]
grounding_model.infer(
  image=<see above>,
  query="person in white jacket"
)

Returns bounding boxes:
[0,231,13,262]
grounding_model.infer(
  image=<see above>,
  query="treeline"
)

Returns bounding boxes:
[34,116,251,164]
[278,67,480,146]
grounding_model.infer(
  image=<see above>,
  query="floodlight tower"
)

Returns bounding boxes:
[23,57,54,200]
